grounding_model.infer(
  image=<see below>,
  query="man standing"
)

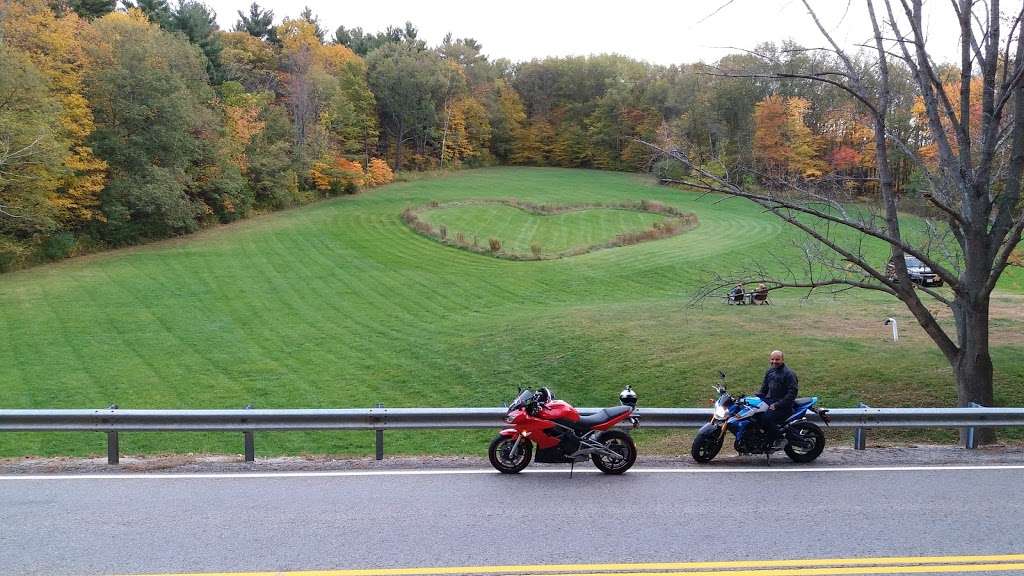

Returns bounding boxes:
[758,350,798,446]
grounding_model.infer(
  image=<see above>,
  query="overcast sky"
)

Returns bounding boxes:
[205,0,964,66]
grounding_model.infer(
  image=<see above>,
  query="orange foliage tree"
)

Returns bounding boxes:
[753,95,827,182]
[366,158,394,186]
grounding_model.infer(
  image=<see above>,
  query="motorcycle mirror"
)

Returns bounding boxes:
[718,371,726,379]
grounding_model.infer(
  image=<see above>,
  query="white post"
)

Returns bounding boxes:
[884,317,899,342]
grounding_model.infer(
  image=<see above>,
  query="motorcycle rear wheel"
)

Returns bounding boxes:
[691,429,725,463]
[591,430,637,474]
[488,435,533,473]
[784,421,825,463]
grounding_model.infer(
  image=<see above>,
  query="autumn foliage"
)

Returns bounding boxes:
[2,0,998,272]
[366,158,395,186]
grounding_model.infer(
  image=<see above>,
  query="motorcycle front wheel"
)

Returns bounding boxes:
[784,421,825,463]
[691,428,725,463]
[591,430,637,474]
[488,434,533,473]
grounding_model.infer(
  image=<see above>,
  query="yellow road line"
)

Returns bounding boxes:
[520,565,1024,576]
[126,555,1024,576]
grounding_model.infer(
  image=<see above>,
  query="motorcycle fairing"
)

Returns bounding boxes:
[734,395,767,419]
[537,400,579,422]
[786,397,818,424]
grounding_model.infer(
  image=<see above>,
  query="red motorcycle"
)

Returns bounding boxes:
[488,386,640,474]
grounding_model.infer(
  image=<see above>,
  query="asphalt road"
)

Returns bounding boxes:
[2,465,1023,575]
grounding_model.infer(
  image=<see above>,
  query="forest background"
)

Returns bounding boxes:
[0,0,999,270]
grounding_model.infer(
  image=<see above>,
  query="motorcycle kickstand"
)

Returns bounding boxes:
[569,460,574,479]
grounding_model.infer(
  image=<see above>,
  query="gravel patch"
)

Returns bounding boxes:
[1,445,1021,475]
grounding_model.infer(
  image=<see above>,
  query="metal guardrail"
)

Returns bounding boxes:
[1,405,1021,464]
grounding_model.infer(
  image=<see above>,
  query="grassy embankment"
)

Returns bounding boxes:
[1,167,1021,457]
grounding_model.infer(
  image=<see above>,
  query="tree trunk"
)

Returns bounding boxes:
[952,295,996,444]
[393,122,405,173]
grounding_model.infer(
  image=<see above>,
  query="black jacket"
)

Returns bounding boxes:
[759,364,798,410]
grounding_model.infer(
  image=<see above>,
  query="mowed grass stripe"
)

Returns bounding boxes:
[1,167,1021,456]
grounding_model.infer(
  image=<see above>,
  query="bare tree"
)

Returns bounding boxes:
[644,0,1024,441]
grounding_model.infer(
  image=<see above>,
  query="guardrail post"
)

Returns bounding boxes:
[243,404,254,462]
[106,404,119,465]
[964,402,982,449]
[854,403,869,450]
[375,403,385,461]
[107,432,119,465]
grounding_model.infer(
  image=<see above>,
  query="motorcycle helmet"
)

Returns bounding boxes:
[536,387,555,403]
[619,385,638,407]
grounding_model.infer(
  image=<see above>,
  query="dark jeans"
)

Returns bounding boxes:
[759,406,793,442]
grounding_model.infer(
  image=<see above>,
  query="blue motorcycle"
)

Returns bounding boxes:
[691,373,830,463]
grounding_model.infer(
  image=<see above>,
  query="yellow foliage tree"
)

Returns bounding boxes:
[753,95,826,181]
[784,97,827,179]
[2,0,108,226]
[222,91,267,173]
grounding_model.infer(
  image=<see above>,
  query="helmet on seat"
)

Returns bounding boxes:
[619,385,638,407]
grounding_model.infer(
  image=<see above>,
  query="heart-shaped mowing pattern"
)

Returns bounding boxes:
[402,199,698,260]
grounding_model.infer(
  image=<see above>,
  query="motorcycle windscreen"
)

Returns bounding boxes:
[507,389,534,412]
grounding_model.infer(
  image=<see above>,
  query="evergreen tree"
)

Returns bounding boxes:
[68,0,115,19]
[233,2,274,41]
[122,0,172,29]
[298,6,324,42]
[171,0,223,83]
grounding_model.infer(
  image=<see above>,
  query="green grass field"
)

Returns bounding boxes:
[1,167,1022,457]
[419,203,668,255]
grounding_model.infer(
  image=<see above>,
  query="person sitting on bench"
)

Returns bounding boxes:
[752,283,769,305]
[729,283,745,304]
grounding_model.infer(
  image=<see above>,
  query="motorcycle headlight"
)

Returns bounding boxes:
[504,414,515,423]
[714,404,728,419]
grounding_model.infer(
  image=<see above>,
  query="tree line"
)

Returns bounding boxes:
[0,0,991,271]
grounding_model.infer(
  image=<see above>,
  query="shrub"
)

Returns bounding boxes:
[42,232,76,261]
[488,238,501,253]
[0,237,26,272]
[455,232,465,245]
[439,225,447,240]
[366,158,394,186]
[332,158,365,194]
[530,243,542,258]
[653,158,690,181]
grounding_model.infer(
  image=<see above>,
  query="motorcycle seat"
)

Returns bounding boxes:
[568,406,632,431]
[795,397,813,404]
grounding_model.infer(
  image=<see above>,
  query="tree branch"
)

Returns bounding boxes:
[644,141,962,289]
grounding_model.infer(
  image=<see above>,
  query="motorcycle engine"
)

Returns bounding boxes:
[552,427,580,455]
[734,428,767,454]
